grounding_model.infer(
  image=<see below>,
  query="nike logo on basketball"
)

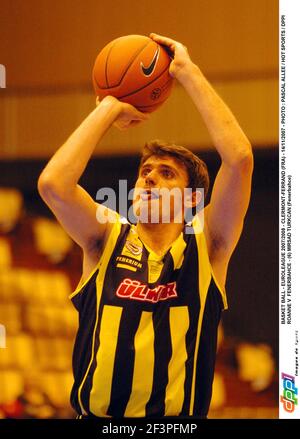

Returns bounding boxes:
[141,46,160,76]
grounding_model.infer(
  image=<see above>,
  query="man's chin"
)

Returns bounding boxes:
[134,200,159,221]
[133,201,182,225]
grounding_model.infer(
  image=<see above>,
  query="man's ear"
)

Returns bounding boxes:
[185,189,202,208]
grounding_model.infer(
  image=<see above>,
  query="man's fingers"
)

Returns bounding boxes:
[149,32,177,48]
[149,33,188,57]
[129,120,143,127]
[131,107,150,121]
[137,111,150,121]
[114,119,143,131]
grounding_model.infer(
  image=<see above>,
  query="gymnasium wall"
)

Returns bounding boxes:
[0,0,278,157]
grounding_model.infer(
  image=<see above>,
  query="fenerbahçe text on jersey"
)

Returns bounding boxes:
[69,214,227,418]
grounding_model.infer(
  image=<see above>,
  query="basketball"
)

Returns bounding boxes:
[92,35,174,112]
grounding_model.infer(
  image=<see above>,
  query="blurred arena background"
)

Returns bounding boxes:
[0,0,278,419]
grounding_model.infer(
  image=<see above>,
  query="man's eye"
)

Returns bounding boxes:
[141,168,150,176]
[162,170,173,178]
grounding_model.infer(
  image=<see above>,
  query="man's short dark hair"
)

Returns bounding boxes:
[139,139,210,199]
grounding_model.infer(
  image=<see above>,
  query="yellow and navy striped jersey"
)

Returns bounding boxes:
[69,215,227,418]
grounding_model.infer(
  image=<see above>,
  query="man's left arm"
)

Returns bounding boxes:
[179,64,253,262]
[150,34,253,275]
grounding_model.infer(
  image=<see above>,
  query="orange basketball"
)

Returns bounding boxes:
[92,35,174,112]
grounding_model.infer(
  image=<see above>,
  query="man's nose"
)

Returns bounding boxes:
[145,170,157,186]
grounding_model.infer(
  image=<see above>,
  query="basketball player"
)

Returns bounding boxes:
[38,33,253,418]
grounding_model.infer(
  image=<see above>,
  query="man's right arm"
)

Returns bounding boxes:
[38,96,148,253]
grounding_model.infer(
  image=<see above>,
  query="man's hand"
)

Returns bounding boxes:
[149,33,195,82]
[96,95,149,131]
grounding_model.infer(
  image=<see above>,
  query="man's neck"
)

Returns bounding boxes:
[136,221,184,257]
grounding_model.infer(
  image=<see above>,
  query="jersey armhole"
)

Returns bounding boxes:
[192,214,228,310]
[211,269,228,310]
[69,211,122,300]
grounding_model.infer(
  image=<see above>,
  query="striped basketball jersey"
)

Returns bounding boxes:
[69,214,227,418]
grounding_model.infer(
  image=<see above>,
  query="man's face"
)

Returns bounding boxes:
[133,155,190,224]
